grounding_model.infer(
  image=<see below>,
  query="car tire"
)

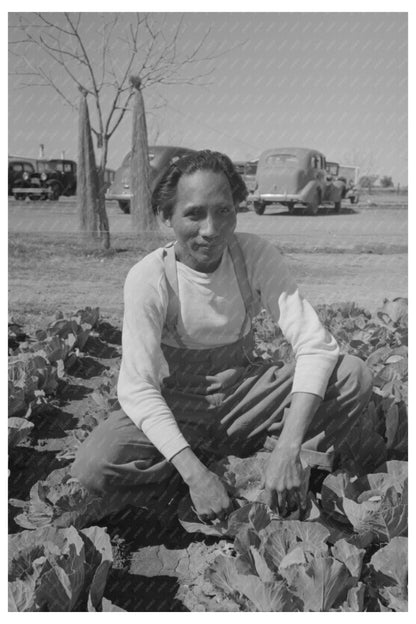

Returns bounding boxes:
[49,182,61,201]
[287,204,295,215]
[29,195,41,201]
[118,200,131,214]
[333,201,341,213]
[14,193,26,201]
[306,190,321,215]
[306,202,319,216]
[253,201,265,215]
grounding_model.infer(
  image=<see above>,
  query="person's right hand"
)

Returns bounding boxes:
[170,447,233,523]
[189,469,233,523]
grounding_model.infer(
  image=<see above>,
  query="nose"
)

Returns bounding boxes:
[199,214,219,238]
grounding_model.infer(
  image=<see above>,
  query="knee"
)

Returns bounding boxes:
[337,354,373,403]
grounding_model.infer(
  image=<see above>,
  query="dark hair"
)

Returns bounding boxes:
[151,149,248,218]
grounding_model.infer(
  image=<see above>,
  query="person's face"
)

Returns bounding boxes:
[167,169,237,272]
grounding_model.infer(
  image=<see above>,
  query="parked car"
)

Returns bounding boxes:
[102,168,115,193]
[243,159,258,193]
[8,159,49,201]
[233,161,246,176]
[326,161,360,204]
[106,145,197,213]
[248,147,345,215]
[36,159,77,200]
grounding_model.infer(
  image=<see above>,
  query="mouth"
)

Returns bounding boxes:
[196,240,222,251]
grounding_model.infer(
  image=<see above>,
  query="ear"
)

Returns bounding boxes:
[157,210,172,228]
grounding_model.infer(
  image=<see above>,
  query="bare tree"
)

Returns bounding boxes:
[129,76,157,232]
[9,12,222,247]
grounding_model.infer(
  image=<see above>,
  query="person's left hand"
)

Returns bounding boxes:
[263,443,307,517]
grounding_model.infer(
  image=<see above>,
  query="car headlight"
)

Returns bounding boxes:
[23,172,29,181]
[41,172,47,181]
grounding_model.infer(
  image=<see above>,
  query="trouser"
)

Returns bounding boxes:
[71,353,373,517]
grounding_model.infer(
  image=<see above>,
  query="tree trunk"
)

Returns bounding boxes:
[96,162,111,249]
[77,89,111,249]
[129,76,158,233]
[77,90,98,240]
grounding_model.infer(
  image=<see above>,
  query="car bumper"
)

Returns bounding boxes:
[12,186,51,196]
[248,192,303,203]
[105,191,132,202]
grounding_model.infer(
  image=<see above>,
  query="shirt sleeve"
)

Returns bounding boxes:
[117,258,190,461]
[244,235,340,398]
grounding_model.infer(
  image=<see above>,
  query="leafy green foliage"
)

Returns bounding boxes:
[8,299,408,611]
[10,468,110,530]
[321,462,408,544]
[8,525,112,611]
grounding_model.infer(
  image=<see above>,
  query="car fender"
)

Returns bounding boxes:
[298,179,320,203]
[331,179,346,201]
[46,178,62,190]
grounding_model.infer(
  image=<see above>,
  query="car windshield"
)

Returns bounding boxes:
[265,153,298,167]
[234,163,245,175]
[244,162,258,175]
[37,161,49,173]
[48,160,64,172]
[326,163,339,176]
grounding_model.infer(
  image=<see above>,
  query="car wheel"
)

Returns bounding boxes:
[253,201,265,215]
[118,200,130,214]
[287,204,295,215]
[14,193,26,201]
[333,201,341,213]
[306,190,320,215]
[306,202,319,215]
[49,182,61,201]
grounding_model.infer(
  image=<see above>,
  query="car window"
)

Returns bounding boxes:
[23,163,34,173]
[265,154,298,167]
[12,164,23,172]
[63,163,72,173]
[311,156,320,169]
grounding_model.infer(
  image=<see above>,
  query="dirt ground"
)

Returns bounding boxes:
[8,239,407,333]
[8,199,407,329]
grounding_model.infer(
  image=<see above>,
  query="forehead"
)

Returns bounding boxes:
[175,170,232,204]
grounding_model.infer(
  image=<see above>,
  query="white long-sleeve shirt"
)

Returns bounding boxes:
[117,232,339,461]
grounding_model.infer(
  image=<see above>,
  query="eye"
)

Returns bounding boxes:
[219,205,233,214]
[185,207,204,219]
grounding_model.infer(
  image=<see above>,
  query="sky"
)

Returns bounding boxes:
[8,11,408,184]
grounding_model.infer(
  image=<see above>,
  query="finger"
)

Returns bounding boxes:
[263,487,277,512]
[198,512,216,524]
[298,492,309,519]
[216,508,230,522]
[277,491,288,517]
[286,488,300,514]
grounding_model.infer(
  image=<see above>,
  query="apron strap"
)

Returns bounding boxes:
[162,243,187,348]
[228,235,257,337]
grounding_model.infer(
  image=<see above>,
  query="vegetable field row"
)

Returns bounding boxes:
[8,299,408,611]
